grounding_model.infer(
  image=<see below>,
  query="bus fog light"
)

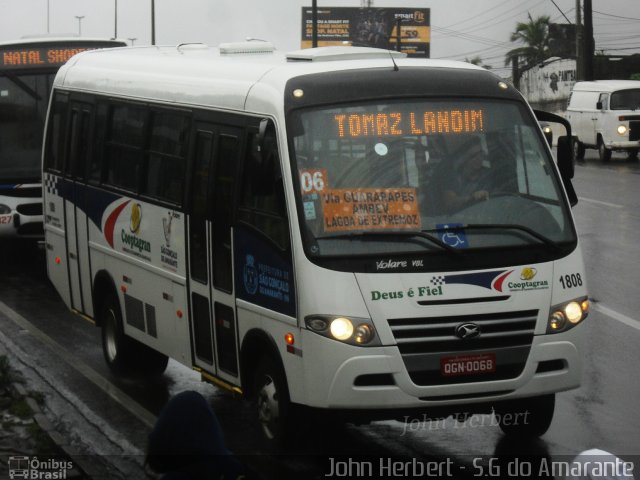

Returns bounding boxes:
[354,324,374,344]
[617,125,627,136]
[565,301,583,324]
[0,204,10,214]
[549,312,566,331]
[330,317,354,341]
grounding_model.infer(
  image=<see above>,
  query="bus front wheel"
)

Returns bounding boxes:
[494,393,555,438]
[253,355,293,447]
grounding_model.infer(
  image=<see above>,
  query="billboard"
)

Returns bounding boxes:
[301,7,430,58]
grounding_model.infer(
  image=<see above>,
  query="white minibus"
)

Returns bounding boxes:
[42,42,588,445]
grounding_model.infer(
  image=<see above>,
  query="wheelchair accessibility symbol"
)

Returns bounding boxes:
[436,224,469,248]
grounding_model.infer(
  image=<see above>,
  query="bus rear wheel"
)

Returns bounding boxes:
[494,393,555,438]
[100,293,168,377]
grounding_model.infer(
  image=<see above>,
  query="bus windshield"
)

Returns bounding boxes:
[290,98,575,257]
[0,72,52,182]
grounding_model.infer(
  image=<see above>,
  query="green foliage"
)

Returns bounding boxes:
[505,13,551,69]
[631,73,640,81]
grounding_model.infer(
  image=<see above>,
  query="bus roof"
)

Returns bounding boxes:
[52,43,494,114]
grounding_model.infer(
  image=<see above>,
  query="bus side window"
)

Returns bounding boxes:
[238,128,290,251]
[104,103,145,192]
[142,110,189,205]
[87,103,107,184]
[44,93,68,173]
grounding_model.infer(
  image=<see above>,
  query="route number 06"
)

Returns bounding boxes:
[300,170,325,193]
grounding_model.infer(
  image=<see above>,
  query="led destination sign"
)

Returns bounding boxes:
[334,109,485,138]
[1,46,96,69]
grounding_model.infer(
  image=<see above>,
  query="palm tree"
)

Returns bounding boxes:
[505,13,551,70]
[464,56,492,69]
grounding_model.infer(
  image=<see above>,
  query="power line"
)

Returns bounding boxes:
[549,0,572,24]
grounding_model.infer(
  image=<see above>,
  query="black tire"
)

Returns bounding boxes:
[100,293,168,377]
[627,149,638,161]
[598,138,612,162]
[494,394,555,438]
[253,355,293,448]
[101,293,132,374]
[573,138,585,161]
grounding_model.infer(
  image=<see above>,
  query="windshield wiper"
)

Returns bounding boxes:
[434,223,560,251]
[320,230,459,254]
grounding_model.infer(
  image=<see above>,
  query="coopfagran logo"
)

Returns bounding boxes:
[507,266,549,291]
[130,202,142,233]
[520,267,537,281]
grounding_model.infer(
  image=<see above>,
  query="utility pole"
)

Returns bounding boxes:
[575,0,582,80]
[128,37,137,46]
[151,0,156,45]
[47,0,50,33]
[312,0,318,48]
[114,0,118,39]
[583,0,594,80]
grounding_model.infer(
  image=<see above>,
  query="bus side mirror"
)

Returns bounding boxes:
[256,118,269,156]
[557,135,578,206]
[534,109,578,207]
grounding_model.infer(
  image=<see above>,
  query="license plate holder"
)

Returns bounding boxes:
[440,353,496,377]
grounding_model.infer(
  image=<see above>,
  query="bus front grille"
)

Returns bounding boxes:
[387,310,537,385]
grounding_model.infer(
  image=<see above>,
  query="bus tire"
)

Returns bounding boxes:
[253,355,293,448]
[100,293,133,375]
[494,393,555,438]
[100,293,169,377]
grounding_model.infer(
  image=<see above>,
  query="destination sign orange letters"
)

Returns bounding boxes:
[1,47,94,68]
[334,109,484,138]
[322,188,421,232]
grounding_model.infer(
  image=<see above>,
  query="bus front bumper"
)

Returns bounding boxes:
[298,325,584,411]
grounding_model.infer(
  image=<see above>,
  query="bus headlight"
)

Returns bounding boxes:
[305,315,380,346]
[0,204,11,214]
[617,125,628,136]
[546,297,589,334]
[330,317,354,340]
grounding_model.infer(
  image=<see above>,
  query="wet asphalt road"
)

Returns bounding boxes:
[0,150,639,479]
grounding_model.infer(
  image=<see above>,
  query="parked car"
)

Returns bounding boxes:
[565,80,640,161]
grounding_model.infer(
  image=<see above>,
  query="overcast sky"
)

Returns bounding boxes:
[2,0,639,76]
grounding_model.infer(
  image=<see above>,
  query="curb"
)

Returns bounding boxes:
[13,382,103,479]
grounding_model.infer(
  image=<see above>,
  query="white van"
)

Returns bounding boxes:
[566,80,640,161]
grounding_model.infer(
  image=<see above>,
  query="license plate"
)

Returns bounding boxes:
[440,353,496,377]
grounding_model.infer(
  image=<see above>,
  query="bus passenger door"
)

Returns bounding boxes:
[64,102,93,315]
[187,123,242,385]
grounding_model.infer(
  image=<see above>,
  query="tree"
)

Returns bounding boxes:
[464,56,492,70]
[505,13,551,70]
